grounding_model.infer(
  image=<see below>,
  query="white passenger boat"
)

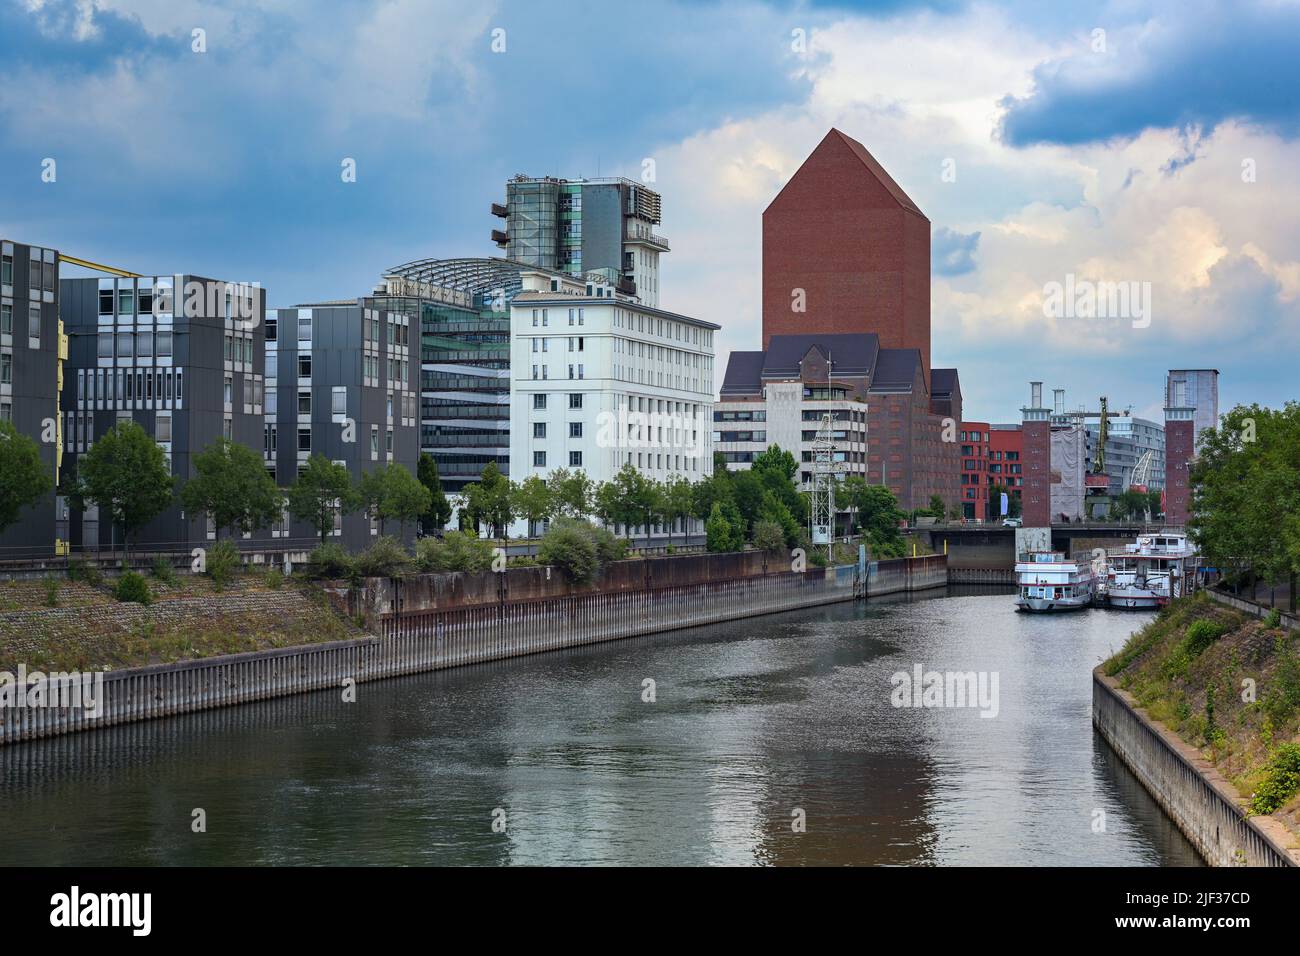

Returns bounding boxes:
[1101,530,1199,609]
[1015,551,1096,612]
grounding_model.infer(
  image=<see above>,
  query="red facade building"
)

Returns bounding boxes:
[988,424,1024,517]
[959,422,990,520]
[763,129,932,379]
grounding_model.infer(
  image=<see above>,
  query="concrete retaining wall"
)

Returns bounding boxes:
[0,555,947,746]
[1092,670,1298,867]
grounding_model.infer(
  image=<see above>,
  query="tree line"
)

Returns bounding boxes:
[0,420,452,550]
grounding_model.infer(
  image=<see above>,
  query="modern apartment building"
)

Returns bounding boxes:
[492,176,667,307]
[959,422,990,520]
[508,270,716,537]
[988,424,1024,512]
[60,274,266,550]
[0,239,65,556]
[380,258,576,493]
[265,302,420,548]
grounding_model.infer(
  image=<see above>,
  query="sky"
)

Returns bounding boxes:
[2,0,1298,423]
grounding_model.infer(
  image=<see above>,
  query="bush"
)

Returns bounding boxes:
[1250,743,1300,815]
[67,559,104,587]
[414,531,496,573]
[587,523,628,564]
[151,556,177,586]
[507,555,538,567]
[306,541,354,579]
[1182,618,1227,659]
[353,536,412,579]
[1264,608,1282,629]
[537,520,599,584]
[114,570,153,606]
[751,519,786,552]
[808,549,829,567]
[43,576,60,607]
[205,539,242,591]
[263,566,285,590]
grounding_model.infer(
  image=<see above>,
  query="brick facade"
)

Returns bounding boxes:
[1164,418,1195,527]
[1021,419,1052,527]
[762,129,931,378]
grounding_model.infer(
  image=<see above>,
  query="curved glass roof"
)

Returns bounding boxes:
[382,257,546,296]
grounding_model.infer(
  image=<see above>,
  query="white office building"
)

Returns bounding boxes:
[508,270,717,537]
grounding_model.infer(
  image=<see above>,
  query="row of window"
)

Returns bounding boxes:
[97,330,175,360]
[76,366,184,407]
[530,364,585,380]
[2,254,55,294]
[532,422,583,439]
[532,451,583,468]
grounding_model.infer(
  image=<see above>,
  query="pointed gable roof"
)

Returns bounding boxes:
[765,128,928,221]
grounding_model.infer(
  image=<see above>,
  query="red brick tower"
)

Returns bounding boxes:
[1164,414,1195,527]
[762,129,931,378]
[1021,383,1052,528]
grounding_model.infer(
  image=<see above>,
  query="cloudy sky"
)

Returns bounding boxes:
[2,0,1297,422]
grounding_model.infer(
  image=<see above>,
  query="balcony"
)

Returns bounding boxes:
[490,229,508,247]
[491,202,507,218]
[625,223,670,250]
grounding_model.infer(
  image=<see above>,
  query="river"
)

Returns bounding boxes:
[0,587,1200,865]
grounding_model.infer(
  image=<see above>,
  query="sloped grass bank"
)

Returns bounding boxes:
[1104,592,1300,830]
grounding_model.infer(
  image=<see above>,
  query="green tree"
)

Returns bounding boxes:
[927,494,946,519]
[72,420,173,552]
[416,452,452,535]
[512,474,554,537]
[549,467,594,519]
[599,462,659,543]
[857,484,907,558]
[0,420,53,535]
[537,517,600,584]
[181,437,282,540]
[461,461,514,539]
[840,474,869,534]
[660,474,694,546]
[690,467,733,522]
[705,501,743,553]
[287,453,357,544]
[377,463,432,540]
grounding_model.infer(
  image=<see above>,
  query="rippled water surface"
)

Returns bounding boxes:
[0,589,1200,865]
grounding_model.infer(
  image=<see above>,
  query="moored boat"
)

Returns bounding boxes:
[1014,551,1096,612]
[1101,530,1199,609]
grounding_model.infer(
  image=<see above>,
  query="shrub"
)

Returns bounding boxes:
[587,523,628,564]
[306,541,354,579]
[507,555,538,568]
[67,559,103,587]
[751,519,786,552]
[43,576,60,607]
[114,570,153,606]
[352,536,412,579]
[537,520,599,584]
[1264,653,1300,724]
[205,539,242,591]
[414,531,495,573]
[1264,608,1282,629]
[1250,743,1300,815]
[1182,618,1227,659]
[263,566,285,590]
[808,549,829,567]
[150,556,177,586]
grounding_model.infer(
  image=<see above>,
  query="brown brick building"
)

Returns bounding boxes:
[763,129,932,379]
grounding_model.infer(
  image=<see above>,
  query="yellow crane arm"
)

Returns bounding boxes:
[58,254,141,278]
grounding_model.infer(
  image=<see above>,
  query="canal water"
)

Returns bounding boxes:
[0,588,1200,866]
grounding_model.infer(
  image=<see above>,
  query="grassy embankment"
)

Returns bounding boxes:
[0,571,361,674]
[1103,592,1300,829]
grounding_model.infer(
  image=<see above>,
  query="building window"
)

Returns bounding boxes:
[156,331,172,358]
[569,393,582,409]
[137,330,153,357]
[370,425,379,460]
[116,332,133,359]
[0,352,11,385]
[27,304,40,342]
[97,331,113,359]
[533,422,546,438]
[533,451,546,467]
[569,421,582,438]
[298,315,312,342]
[0,255,11,287]
[297,427,311,452]
[298,353,311,378]
[298,389,311,415]
[569,451,582,467]
[331,387,346,415]
[224,375,233,405]
[533,394,547,410]
[156,415,172,442]
[386,428,393,454]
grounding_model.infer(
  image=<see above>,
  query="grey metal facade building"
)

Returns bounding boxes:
[0,239,63,556]
[492,176,668,307]
[60,274,266,550]
[266,302,419,548]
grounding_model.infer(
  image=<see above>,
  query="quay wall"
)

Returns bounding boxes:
[1,555,946,746]
[1092,670,1298,867]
